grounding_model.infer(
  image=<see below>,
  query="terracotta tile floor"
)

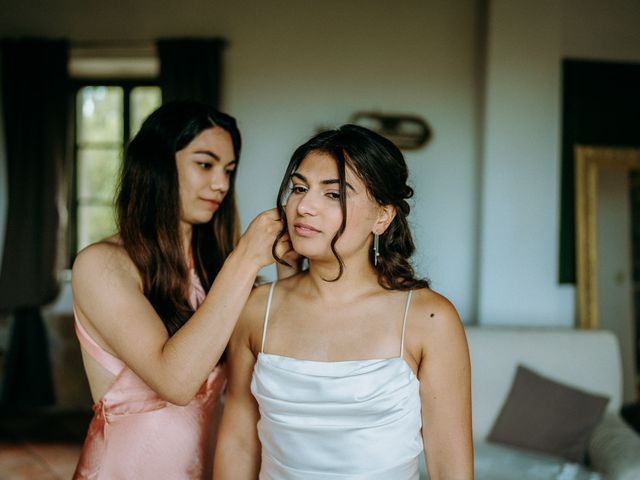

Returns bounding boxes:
[0,442,81,479]
[0,409,89,480]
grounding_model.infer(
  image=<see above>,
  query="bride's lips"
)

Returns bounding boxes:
[294,223,321,237]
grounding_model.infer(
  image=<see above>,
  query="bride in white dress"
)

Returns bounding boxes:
[214,125,473,480]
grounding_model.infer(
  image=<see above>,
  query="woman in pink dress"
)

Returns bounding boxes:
[71,100,293,479]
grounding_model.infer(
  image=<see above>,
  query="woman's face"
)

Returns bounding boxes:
[175,126,236,225]
[285,151,381,263]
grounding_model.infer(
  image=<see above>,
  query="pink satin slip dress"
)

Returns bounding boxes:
[72,269,226,480]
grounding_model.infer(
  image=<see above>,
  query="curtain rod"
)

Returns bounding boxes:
[71,40,155,49]
[71,38,227,49]
[70,40,157,60]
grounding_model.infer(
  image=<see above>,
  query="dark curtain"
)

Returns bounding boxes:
[157,38,226,107]
[0,39,70,408]
[559,59,640,283]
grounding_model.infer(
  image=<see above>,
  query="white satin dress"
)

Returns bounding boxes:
[251,282,423,479]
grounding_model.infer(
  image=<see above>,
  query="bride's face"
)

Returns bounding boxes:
[284,151,380,263]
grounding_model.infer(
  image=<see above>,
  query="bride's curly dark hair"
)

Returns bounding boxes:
[273,124,429,291]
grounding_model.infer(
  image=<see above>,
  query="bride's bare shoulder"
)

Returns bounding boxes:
[408,287,466,347]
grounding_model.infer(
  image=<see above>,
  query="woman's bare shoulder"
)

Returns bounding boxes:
[73,234,124,269]
[402,288,470,380]
[245,272,305,314]
[408,287,466,344]
[71,235,141,301]
[244,282,273,317]
[235,282,274,347]
[238,274,306,352]
[410,288,459,318]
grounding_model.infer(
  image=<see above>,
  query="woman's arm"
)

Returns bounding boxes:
[72,209,281,405]
[416,293,473,480]
[213,288,265,479]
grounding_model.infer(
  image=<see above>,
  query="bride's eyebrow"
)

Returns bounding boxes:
[291,172,355,191]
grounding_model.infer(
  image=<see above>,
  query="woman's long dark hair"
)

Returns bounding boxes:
[117,100,241,336]
[273,124,429,291]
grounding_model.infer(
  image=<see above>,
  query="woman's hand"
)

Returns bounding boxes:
[233,209,284,269]
[274,231,304,280]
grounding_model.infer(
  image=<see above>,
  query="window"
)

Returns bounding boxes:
[71,82,161,260]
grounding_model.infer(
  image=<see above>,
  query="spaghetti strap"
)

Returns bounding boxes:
[261,282,277,353]
[400,290,413,358]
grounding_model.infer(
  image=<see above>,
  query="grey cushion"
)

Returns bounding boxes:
[488,365,609,462]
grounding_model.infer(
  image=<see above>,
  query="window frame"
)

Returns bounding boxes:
[69,79,160,266]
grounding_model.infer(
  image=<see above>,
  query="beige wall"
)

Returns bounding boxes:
[2,0,640,326]
[1,0,483,321]
[222,1,481,323]
[478,0,640,326]
[562,0,640,62]
[479,0,569,325]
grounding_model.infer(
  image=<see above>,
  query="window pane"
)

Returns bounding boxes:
[77,86,123,144]
[77,206,117,251]
[130,86,162,138]
[77,147,122,203]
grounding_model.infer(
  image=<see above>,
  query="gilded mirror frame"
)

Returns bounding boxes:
[575,145,640,329]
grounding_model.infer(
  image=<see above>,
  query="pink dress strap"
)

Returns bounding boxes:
[74,269,204,379]
[189,268,206,309]
[74,310,125,377]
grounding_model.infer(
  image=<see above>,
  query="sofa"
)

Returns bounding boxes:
[419,327,640,480]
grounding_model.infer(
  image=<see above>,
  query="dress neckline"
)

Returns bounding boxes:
[257,351,419,381]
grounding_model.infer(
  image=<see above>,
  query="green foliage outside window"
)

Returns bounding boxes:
[75,85,161,252]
